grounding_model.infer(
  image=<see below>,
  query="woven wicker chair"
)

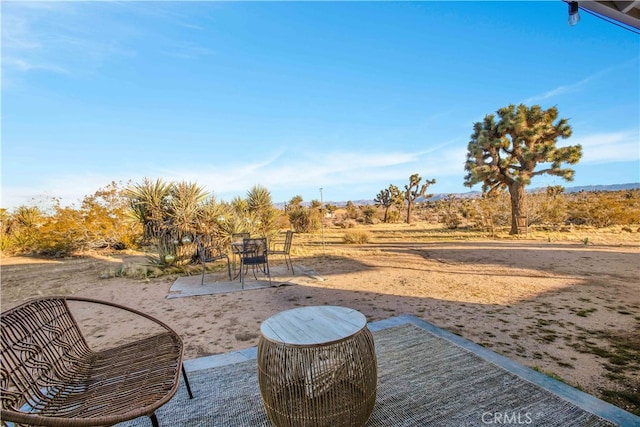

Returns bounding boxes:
[1,297,193,427]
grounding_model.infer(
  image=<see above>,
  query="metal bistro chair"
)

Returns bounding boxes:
[239,237,271,287]
[230,232,250,277]
[195,236,231,285]
[270,230,295,275]
[231,232,250,243]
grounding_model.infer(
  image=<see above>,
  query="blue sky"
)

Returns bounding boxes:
[2,1,639,209]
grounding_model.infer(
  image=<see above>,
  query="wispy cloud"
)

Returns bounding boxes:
[523,75,594,104]
[522,57,638,104]
[2,1,219,85]
[155,146,467,201]
[2,56,68,74]
[158,149,424,192]
[1,2,144,86]
[570,130,640,164]
[522,63,626,104]
[1,142,477,209]
[423,146,468,177]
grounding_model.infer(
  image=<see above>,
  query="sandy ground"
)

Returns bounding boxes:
[1,236,639,414]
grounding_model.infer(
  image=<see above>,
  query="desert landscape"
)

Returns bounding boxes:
[1,223,639,415]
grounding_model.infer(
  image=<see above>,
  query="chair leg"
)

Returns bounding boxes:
[288,255,294,275]
[231,254,240,280]
[182,364,194,399]
[150,413,160,427]
[265,261,272,285]
[225,257,232,280]
[240,262,245,289]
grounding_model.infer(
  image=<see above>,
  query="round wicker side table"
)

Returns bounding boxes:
[258,306,377,427]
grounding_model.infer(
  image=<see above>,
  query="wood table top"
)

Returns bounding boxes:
[260,306,366,346]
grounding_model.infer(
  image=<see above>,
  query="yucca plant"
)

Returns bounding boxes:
[165,181,209,263]
[246,185,279,240]
[167,181,208,231]
[4,206,46,253]
[126,178,209,266]
[125,178,172,243]
[214,210,253,243]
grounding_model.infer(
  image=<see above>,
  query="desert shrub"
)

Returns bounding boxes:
[525,186,567,227]
[334,218,357,229]
[462,188,638,230]
[469,191,510,230]
[386,210,402,223]
[80,181,141,250]
[342,229,371,244]
[441,212,461,229]
[1,183,141,256]
[330,212,346,226]
[274,211,291,230]
[345,201,359,219]
[1,206,46,254]
[361,206,377,224]
[435,195,463,229]
[288,207,321,233]
[36,206,87,255]
[566,190,640,227]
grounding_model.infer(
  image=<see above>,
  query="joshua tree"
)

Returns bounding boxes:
[374,184,404,223]
[464,104,581,234]
[404,174,436,224]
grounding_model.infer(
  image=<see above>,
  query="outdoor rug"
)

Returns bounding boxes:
[168,264,323,298]
[116,319,638,426]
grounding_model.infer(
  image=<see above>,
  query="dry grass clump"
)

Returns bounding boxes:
[342,229,371,244]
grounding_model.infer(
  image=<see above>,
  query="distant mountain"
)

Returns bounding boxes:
[562,183,640,193]
[289,183,639,208]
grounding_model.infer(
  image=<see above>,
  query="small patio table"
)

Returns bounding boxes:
[257,306,377,427]
[230,241,244,279]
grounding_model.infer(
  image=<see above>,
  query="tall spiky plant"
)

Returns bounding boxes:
[168,181,208,233]
[198,197,233,246]
[214,212,250,242]
[125,178,172,243]
[125,178,209,266]
[226,196,259,235]
[165,181,209,263]
[246,185,278,239]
